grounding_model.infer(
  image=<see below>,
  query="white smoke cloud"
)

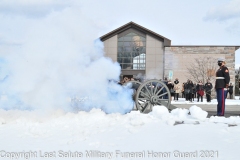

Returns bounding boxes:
[0,4,134,114]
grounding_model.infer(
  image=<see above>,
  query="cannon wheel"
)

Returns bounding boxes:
[135,79,171,113]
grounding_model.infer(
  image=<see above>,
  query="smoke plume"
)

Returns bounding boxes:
[0,6,133,114]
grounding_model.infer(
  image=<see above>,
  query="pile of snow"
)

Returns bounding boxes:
[189,105,208,121]
[151,105,175,125]
[151,105,208,125]
[171,108,189,121]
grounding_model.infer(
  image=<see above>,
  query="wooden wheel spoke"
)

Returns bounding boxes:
[140,91,150,99]
[139,101,147,109]
[142,102,150,112]
[156,100,162,105]
[138,97,149,101]
[138,99,145,103]
[138,99,148,103]
[158,92,168,98]
[153,83,159,94]
[144,85,152,97]
[155,87,164,96]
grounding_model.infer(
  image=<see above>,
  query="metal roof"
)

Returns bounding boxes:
[100,21,171,46]
[99,22,240,49]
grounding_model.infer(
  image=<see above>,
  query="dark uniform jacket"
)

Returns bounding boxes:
[204,82,213,92]
[215,65,230,89]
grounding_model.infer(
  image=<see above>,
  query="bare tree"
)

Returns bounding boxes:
[186,57,218,84]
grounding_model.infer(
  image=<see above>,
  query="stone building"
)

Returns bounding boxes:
[100,22,239,84]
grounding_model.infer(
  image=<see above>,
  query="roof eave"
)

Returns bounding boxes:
[100,22,171,46]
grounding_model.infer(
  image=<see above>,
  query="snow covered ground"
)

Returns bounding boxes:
[0,98,240,160]
[172,96,240,106]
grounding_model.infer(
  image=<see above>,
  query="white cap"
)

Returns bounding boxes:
[218,58,225,62]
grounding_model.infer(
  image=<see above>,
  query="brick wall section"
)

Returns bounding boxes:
[164,46,235,85]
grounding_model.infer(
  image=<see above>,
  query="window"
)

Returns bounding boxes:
[117,33,146,70]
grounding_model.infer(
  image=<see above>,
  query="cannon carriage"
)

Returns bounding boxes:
[124,79,172,113]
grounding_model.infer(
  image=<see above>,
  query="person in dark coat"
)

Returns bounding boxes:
[184,81,189,101]
[227,83,234,99]
[205,80,213,102]
[192,82,197,101]
[215,58,230,116]
[163,77,168,99]
[196,80,204,102]
[186,80,194,102]
[167,80,174,101]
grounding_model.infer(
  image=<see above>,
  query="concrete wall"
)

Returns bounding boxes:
[103,35,117,61]
[164,46,235,85]
[145,35,164,79]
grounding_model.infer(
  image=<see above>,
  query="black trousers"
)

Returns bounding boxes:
[206,91,211,102]
[188,93,192,101]
[197,94,203,102]
[185,93,189,100]
[182,92,185,98]
[185,93,192,101]
[229,92,233,99]
[174,93,179,100]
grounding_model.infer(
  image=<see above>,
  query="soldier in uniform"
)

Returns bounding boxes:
[215,58,230,116]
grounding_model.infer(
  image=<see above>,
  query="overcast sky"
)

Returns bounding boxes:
[0,0,239,69]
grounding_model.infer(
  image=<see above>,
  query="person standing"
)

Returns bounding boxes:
[187,80,194,102]
[163,77,168,99]
[184,80,190,101]
[228,83,234,99]
[174,80,181,101]
[196,80,204,102]
[174,78,180,101]
[205,80,213,102]
[167,80,174,101]
[181,83,185,98]
[192,82,197,101]
[215,58,230,116]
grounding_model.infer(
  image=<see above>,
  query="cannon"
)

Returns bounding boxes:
[70,79,173,114]
[124,79,172,113]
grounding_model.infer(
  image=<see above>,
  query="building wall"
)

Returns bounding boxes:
[145,35,164,79]
[164,46,235,85]
[103,35,117,61]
